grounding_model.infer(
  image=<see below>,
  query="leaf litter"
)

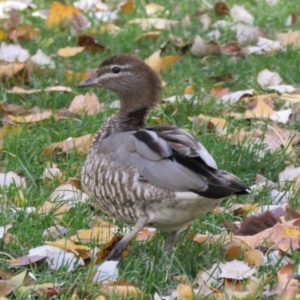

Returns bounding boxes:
[2,0,300,299]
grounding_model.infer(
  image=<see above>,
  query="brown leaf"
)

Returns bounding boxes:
[234,211,278,236]
[191,35,221,57]
[221,41,245,57]
[9,25,39,41]
[70,227,115,244]
[214,2,229,16]
[176,284,194,300]
[188,114,227,135]
[0,280,15,297]
[78,35,105,53]
[119,0,134,14]
[7,110,52,123]
[208,73,233,82]
[210,86,231,98]
[68,93,104,115]
[43,134,93,156]
[9,255,46,267]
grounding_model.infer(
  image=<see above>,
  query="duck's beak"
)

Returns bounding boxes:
[78,73,99,88]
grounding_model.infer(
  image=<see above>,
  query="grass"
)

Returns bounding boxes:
[1,0,300,299]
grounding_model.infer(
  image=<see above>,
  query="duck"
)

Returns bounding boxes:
[78,54,250,260]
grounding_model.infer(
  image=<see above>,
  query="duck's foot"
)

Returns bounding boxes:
[165,231,178,253]
[106,213,149,261]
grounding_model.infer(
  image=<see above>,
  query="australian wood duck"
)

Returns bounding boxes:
[79,54,250,259]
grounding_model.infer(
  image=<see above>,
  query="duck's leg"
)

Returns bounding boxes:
[165,231,179,253]
[106,213,149,260]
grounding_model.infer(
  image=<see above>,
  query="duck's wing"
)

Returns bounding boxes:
[100,126,250,199]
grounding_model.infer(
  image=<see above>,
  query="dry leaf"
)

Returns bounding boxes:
[184,85,194,95]
[257,69,283,88]
[234,23,264,44]
[57,46,84,57]
[128,18,178,30]
[0,42,29,63]
[214,2,229,16]
[7,109,52,123]
[221,41,245,57]
[31,49,55,69]
[99,24,120,34]
[9,24,39,40]
[43,134,93,156]
[145,49,181,72]
[244,98,275,119]
[0,63,24,77]
[100,285,141,298]
[276,31,300,49]
[70,227,115,244]
[189,114,227,135]
[45,238,90,252]
[220,89,254,103]
[244,250,264,266]
[77,35,105,53]
[198,13,211,30]
[230,5,254,25]
[69,93,104,115]
[38,201,72,216]
[65,70,88,83]
[191,35,221,57]
[219,259,256,279]
[119,0,134,14]
[145,3,165,16]
[137,31,161,40]
[46,1,81,28]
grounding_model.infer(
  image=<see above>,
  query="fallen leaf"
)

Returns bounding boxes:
[0,172,26,188]
[0,63,24,77]
[45,238,90,252]
[198,13,211,30]
[43,134,93,156]
[100,285,142,298]
[230,5,254,25]
[219,259,256,279]
[57,46,84,57]
[191,35,221,57]
[145,49,181,72]
[9,24,39,40]
[93,261,119,283]
[7,109,52,123]
[145,3,165,16]
[244,98,275,119]
[220,89,254,103]
[276,31,300,49]
[214,2,229,16]
[46,1,81,28]
[119,0,134,14]
[68,93,104,115]
[244,250,264,266]
[65,70,88,83]
[176,284,194,300]
[257,69,283,88]
[137,31,161,40]
[233,23,264,44]
[0,42,29,62]
[70,227,115,244]
[128,18,178,30]
[188,114,227,135]
[221,41,245,57]
[77,35,105,53]
[31,49,55,69]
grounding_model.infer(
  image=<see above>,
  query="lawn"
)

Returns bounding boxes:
[1,0,300,299]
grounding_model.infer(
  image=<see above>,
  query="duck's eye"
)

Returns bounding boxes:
[112,66,121,73]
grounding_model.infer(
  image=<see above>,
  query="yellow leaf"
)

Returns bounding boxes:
[46,1,81,28]
[137,31,161,40]
[100,285,141,298]
[65,70,89,84]
[70,227,115,244]
[145,49,181,72]
[57,47,85,57]
[0,28,8,40]
[184,85,194,95]
[244,98,275,119]
[177,284,194,300]
[45,238,90,251]
[94,296,107,300]
[276,31,300,49]
[99,24,120,34]
[8,110,52,123]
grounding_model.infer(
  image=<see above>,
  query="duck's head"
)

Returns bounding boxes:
[79,54,162,114]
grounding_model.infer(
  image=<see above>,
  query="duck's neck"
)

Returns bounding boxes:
[117,107,149,130]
